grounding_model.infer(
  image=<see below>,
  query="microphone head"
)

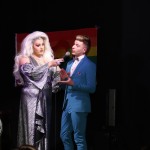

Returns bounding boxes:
[60,51,71,68]
[63,51,71,61]
[65,51,70,56]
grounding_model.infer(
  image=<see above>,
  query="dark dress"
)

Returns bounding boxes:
[17,56,57,150]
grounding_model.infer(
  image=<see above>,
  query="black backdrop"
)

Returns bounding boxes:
[0,0,150,150]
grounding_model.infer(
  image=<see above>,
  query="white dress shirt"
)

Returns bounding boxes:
[70,55,85,76]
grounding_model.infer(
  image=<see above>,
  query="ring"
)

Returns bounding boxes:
[56,61,60,65]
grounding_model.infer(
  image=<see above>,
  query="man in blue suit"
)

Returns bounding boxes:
[59,35,96,150]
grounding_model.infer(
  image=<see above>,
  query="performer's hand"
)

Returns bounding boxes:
[48,58,64,67]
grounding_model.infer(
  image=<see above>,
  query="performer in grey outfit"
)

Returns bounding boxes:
[13,31,63,150]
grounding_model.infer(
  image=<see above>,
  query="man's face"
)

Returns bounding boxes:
[71,40,86,57]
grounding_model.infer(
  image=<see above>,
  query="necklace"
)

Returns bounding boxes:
[32,54,45,65]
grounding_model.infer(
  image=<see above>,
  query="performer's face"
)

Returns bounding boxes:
[71,40,87,57]
[33,38,45,57]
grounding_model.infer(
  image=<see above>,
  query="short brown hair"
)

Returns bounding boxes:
[76,35,91,52]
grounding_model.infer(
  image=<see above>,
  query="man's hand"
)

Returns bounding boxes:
[59,68,69,80]
[58,68,74,85]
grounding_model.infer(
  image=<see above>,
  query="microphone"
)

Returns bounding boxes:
[63,51,71,62]
[59,51,71,68]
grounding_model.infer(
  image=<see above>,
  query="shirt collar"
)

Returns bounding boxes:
[74,55,85,61]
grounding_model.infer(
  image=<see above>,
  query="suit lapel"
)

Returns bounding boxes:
[66,60,74,73]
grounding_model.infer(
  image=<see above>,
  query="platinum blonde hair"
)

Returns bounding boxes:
[13,31,54,84]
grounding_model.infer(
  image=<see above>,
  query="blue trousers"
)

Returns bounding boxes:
[60,110,88,150]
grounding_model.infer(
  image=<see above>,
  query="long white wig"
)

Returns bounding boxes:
[13,31,54,85]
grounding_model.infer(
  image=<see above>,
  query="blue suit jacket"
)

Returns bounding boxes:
[63,56,96,112]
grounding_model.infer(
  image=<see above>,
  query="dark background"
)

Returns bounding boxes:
[0,0,150,150]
